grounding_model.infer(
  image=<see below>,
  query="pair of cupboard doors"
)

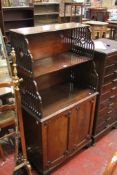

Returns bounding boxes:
[23,95,97,174]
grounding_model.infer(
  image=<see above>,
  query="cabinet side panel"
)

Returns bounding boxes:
[22,109,43,168]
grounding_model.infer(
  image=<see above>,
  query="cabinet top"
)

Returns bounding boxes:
[94,38,117,55]
[10,23,88,36]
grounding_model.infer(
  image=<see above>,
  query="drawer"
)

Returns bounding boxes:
[97,112,108,124]
[95,120,107,134]
[99,99,109,110]
[111,86,117,96]
[108,111,117,125]
[112,78,117,87]
[98,107,108,118]
[102,82,113,94]
[108,102,115,109]
[100,91,112,102]
[105,55,117,66]
[104,73,116,84]
[98,102,117,120]
[105,64,116,76]
[109,94,117,103]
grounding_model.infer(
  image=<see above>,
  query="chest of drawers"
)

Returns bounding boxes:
[93,39,117,141]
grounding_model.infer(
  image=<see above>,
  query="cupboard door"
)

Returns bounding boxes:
[68,98,96,151]
[42,111,69,168]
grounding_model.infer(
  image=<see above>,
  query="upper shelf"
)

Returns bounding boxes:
[10,22,88,35]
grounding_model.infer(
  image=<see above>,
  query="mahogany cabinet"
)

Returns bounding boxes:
[10,23,98,175]
[93,38,117,141]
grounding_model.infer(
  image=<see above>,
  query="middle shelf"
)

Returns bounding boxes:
[33,51,91,77]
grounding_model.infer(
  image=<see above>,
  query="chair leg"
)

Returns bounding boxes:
[0,144,6,161]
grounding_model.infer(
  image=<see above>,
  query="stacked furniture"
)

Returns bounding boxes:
[34,2,59,25]
[10,23,98,175]
[93,38,117,142]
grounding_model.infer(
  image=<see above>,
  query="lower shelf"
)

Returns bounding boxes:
[40,83,96,119]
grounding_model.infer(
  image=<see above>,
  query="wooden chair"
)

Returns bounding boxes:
[0,81,16,161]
[103,152,117,175]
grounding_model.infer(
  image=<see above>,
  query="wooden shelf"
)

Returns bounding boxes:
[34,2,59,25]
[4,18,33,22]
[34,2,59,5]
[0,4,34,38]
[60,14,80,17]
[2,6,33,10]
[34,12,59,16]
[33,51,91,77]
[40,83,96,119]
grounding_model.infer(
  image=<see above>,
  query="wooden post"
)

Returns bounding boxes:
[11,48,32,175]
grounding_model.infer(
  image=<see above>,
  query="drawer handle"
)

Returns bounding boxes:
[110,95,116,99]
[106,117,111,121]
[114,70,117,74]
[107,110,112,114]
[112,79,117,82]
[109,103,114,107]
[111,87,117,90]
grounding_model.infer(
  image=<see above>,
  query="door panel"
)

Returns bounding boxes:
[43,111,69,165]
[68,99,95,151]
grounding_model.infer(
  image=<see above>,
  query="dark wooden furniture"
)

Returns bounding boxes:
[108,21,117,40]
[34,2,59,25]
[87,7,109,22]
[93,38,117,142]
[10,23,98,175]
[0,2,34,38]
